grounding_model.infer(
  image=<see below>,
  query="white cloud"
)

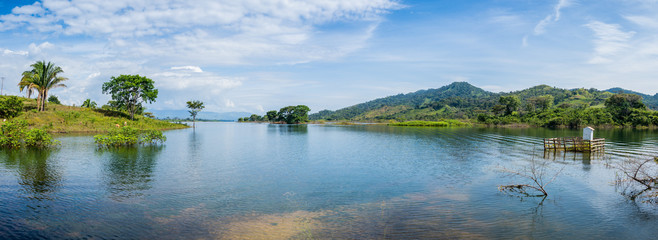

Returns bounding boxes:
[28,42,54,55]
[2,48,28,56]
[625,15,658,29]
[534,0,572,35]
[0,0,401,66]
[86,72,100,80]
[156,72,243,92]
[585,21,636,64]
[1,0,400,37]
[171,66,203,73]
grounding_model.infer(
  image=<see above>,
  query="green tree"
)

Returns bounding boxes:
[277,105,311,124]
[186,100,204,128]
[605,93,646,124]
[102,75,158,120]
[528,95,554,112]
[499,95,520,115]
[266,110,278,122]
[492,104,505,116]
[81,99,97,108]
[20,61,68,111]
[47,95,60,104]
[248,114,263,122]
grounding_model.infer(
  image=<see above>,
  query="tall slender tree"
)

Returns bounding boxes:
[20,61,68,111]
[186,100,204,128]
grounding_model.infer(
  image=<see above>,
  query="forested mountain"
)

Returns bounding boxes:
[310,82,658,125]
[311,82,496,121]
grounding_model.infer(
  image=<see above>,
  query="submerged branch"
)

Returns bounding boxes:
[498,157,563,197]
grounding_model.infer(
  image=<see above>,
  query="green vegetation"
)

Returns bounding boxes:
[82,99,97,108]
[240,105,311,124]
[0,60,187,150]
[311,82,658,128]
[311,82,494,121]
[389,120,471,127]
[1,96,186,133]
[0,95,23,118]
[102,74,158,120]
[94,126,166,148]
[186,100,204,128]
[48,95,61,104]
[20,61,68,112]
[0,120,59,149]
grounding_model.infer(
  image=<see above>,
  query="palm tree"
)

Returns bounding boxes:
[81,99,97,108]
[21,61,68,111]
[18,72,37,98]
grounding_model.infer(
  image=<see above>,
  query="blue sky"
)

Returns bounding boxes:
[1,0,657,114]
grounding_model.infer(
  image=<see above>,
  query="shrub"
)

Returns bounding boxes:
[94,126,166,148]
[0,120,58,149]
[0,96,24,119]
[140,129,167,145]
[0,120,27,148]
[24,128,59,148]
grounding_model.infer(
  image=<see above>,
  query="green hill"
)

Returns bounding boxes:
[311,82,657,126]
[311,82,496,121]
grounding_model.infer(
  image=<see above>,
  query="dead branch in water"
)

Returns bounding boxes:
[499,157,563,197]
[613,157,658,202]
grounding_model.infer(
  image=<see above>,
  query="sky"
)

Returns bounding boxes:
[1,0,657,114]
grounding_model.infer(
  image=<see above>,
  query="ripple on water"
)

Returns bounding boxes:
[1,124,658,239]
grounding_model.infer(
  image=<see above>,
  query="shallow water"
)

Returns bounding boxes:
[1,123,657,239]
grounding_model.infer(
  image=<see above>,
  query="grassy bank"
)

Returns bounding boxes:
[388,120,471,127]
[1,98,187,133]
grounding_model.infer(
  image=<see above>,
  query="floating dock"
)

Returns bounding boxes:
[543,137,605,152]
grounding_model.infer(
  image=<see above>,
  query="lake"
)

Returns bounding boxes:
[1,122,658,239]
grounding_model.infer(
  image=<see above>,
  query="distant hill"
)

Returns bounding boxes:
[310,82,658,121]
[605,88,658,109]
[311,82,496,121]
[150,110,251,121]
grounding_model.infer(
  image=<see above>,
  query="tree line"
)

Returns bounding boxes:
[238,105,310,124]
[478,93,658,128]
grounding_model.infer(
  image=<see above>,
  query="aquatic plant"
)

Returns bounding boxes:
[94,126,166,148]
[0,119,59,149]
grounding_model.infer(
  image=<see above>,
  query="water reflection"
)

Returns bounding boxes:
[0,149,61,200]
[542,150,606,170]
[97,147,163,201]
[268,124,308,134]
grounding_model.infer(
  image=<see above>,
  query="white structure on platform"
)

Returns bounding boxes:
[583,127,594,141]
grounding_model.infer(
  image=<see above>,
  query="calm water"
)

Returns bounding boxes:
[1,123,658,239]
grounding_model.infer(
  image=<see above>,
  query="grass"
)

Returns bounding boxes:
[388,120,471,127]
[1,97,188,133]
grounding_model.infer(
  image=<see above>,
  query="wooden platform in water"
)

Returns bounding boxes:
[543,137,605,152]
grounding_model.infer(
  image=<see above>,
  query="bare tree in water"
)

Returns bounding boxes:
[613,157,658,203]
[499,157,564,197]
